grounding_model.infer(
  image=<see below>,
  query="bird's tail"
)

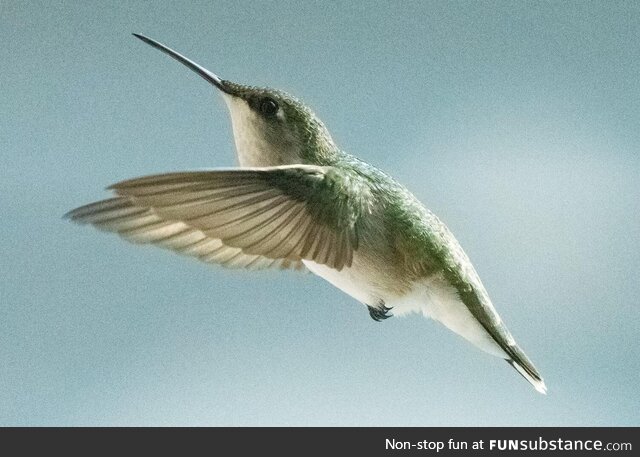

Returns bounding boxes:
[505,345,547,394]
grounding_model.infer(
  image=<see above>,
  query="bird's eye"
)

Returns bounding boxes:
[259,98,279,117]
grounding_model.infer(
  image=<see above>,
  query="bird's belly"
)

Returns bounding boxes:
[303,259,505,358]
[303,260,374,305]
[391,277,506,357]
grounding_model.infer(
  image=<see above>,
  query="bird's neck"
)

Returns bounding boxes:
[298,120,342,166]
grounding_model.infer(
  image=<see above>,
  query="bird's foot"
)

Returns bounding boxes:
[367,301,393,322]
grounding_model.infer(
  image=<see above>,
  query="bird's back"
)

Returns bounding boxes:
[325,154,547,393]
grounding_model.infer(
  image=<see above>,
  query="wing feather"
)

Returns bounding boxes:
[66,197,304,271]
[67,165,371,272]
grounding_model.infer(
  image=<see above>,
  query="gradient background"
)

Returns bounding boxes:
[2,1,639,426]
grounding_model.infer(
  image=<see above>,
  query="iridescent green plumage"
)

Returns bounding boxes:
[67,34,546,393]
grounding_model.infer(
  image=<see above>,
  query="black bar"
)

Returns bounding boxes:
[1,427,636,455]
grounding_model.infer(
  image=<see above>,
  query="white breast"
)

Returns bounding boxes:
[303,260,373,305]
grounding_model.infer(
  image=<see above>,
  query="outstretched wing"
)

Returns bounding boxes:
[66,164,371,271]
[66,197,304,270]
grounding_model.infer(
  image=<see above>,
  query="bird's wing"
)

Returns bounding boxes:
[66,165,370,271]
[66,197,305,270]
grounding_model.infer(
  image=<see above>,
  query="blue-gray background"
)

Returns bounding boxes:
[2,0,639,426]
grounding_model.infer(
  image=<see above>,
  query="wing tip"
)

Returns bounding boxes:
[63,205,90,222]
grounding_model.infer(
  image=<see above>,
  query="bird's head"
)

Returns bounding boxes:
[133,34,338,167]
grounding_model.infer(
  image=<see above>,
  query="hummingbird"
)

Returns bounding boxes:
[66,33,546,394]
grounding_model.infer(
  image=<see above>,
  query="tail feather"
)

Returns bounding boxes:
[508,359,547,394]
[503,344,547,395]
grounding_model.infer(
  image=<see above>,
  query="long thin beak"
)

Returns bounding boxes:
[132,33,234,94]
